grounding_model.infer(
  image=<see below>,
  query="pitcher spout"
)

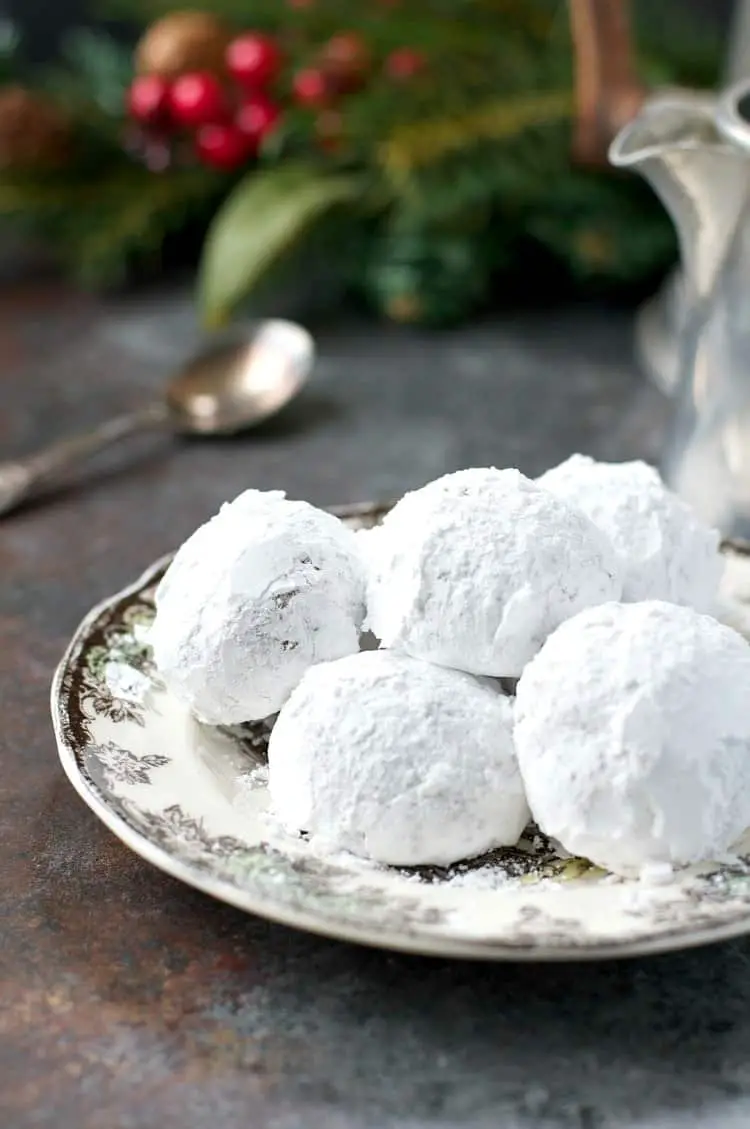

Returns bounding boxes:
[610,92,748,301]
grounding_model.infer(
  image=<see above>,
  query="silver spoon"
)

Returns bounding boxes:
[0,319,314,517]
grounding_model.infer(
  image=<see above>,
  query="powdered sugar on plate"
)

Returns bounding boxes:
[105,660,152,705]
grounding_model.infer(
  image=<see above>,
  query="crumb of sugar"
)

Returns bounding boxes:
[638,862,675,886]
[105,661,151,705]
[242,763,269,790]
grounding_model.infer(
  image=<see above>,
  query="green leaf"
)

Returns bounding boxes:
[197,163,364,329]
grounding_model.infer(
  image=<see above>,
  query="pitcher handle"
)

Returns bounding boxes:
[568,0,647,167]
[716,77,750,149]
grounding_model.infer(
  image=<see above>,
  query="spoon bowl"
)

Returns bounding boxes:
[166,321,315,435]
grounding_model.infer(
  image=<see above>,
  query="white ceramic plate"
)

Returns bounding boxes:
[51,503,750,961]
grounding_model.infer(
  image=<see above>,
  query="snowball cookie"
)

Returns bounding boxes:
[514,600,750,876]
[365,467,621,677]
[268,650,529,866]
[151,489,366,725]
[536,455,721,611]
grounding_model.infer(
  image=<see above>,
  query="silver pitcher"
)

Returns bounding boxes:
[611,80,750,541]
[635,0,750,399]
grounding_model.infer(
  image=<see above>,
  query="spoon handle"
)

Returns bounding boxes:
[0,401,170,518]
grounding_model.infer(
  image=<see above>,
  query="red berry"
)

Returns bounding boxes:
[292,68,330,107]
[169,72,227,128]
[127,75,171,125]
[226,33,281,88]
[195,123,251,170]
[236,93,281,150]
[385,48,426,80]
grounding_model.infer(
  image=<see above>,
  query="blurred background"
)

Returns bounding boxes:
[0,0,738,330]
[7,0,731,64]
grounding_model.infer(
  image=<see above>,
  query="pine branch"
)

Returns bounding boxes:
[379,91,573,183]
[71,168,219,278]
[0,163,224,286]
[4,0,721,311]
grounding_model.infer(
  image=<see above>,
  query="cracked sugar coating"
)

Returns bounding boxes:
[365,467,622,677]
[536,455,722,610]
[514,600,750,876]
[150,490,366,725]
[267,649,530,866]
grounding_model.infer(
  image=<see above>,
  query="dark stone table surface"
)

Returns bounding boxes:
[3,280,748,1129]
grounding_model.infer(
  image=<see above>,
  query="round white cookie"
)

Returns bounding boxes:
[365,467,621,677]
[536,455,721,610]
[514,600,750,876]
[268,649,529,867]
[151,489,366,724]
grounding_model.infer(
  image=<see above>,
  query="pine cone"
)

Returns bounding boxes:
[135,11,232,78]
[0,86,69,171]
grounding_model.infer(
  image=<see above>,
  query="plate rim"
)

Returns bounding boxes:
[50,519,750,963]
